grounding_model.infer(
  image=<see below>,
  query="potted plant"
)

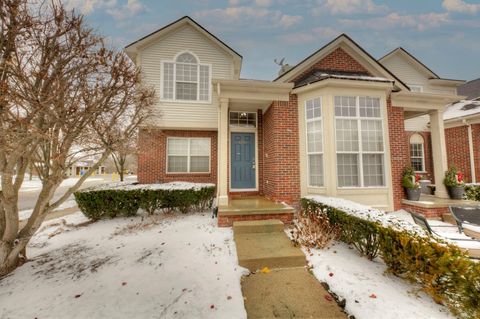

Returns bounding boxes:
[444,166,465,199]
[402,166,421,201]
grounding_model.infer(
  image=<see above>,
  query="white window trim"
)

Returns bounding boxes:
[229,111,257,129]
[166,137,211,174]
[408,84,424,92]
[334,96,386,188]
[410,139,426,173]
[160,51,212,104]
[305,97,325,188]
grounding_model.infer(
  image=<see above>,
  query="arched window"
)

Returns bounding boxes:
[410,133,425,172]
[162,51,210,102]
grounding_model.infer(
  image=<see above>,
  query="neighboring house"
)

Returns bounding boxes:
[66,159,106,177]
[125,16,463,213]
[404,78,480,184]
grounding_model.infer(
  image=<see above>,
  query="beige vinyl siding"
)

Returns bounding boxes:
[140,25,236,129]
[382,54,454,95]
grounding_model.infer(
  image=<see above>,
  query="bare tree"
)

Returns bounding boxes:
[0,0,155,276]
[110,130,138,181]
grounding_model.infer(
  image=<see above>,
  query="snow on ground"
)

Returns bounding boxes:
[0,212,248,319]
[83,181,215,192]
[19,176,105,192]
[306,242,455,319]
[18,199,78,220]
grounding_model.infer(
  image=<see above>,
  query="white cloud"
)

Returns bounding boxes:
[313,0,388,15]
[194,6,302,29]
[442,0,480,14]
[340,12,451,31]
[63,0,146,20]
[278,27,340,45]
[107,0,146,20]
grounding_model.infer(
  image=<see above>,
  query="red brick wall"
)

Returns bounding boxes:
[293,47,372,83]
[388,97,409,210]
[262,94,301,204]
[138,129,217,184]
[445,125,472,182]
[473,124,480,181]
[405,131,435,183]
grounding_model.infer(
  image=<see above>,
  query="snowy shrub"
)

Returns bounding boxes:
[291,206,340,249]
[465,184,480,201]
[74,182,215,219]
[301,198,480,319]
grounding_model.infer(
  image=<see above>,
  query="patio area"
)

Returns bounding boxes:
[402,194,480,219]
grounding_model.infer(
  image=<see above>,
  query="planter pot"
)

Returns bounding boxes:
[405,187,421,201]
[447,186,465,200]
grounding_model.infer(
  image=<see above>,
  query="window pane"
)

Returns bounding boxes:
[337,154,359,187]
[335,96,356,117]
[230,112,256,128]
[199,65,210,101]
[163,62,174,99]
[363,154,385,186]
[176,82,197,100]
[176,63,197,83]
[168,156,188,172]
[336,119,358,152]
[306,97,321,119]
[190,138,210,156]
[176,52,197,64]
[361,119,384,152]
[359,97,381,118]
[309,154,323,186]
[190,156,209,172]
[168,138,188,156]
[307,119,322,153]
[411,158,423,172]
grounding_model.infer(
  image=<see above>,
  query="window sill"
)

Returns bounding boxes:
[160,98,212,105]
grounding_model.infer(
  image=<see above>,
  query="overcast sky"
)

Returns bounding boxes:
[64,0,480,81]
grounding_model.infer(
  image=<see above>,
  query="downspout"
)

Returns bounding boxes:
[464,119,477,183]
[216,82,222,200]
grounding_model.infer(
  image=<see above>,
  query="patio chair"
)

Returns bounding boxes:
[449,206,480,240]
[408,210,480,259]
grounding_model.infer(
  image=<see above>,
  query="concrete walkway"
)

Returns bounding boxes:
[233,220,347,319]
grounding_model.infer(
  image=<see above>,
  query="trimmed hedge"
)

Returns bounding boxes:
[301,198,480,318]
[465,184,480,201]
[74,183,215,220]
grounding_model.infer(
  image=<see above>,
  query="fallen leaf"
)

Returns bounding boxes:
[324,295,333,301]
[328,272,334,277]
[74,294,82,298]
[122,282,127,286]
[260,267,271,274]
[370,293,377,299]
[227,296,232,300]
[210,304,215,309]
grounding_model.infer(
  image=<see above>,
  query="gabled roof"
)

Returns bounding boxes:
[124,16,242,63]
[274,33,409,91]
[379,47,439,79]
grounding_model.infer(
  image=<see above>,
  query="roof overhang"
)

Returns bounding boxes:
[444,113,480,128]
[274,34,409,92]
[292,77,394,94]
[392,91,464,112]
[213,79,293,110]
[124,16,242,75]
[379,47,439,80]
[429,78,466,87]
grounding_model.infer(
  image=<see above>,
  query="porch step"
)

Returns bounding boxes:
[233,219,285,234]
[234,231,306,271]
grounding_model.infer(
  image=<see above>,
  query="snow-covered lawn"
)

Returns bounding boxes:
[0,212,247,319]
[306,243,455,319]
[19,176,105,192]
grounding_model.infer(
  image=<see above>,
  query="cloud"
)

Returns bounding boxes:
[194,6,302,29]
[313,0,388,15]
[63,0,146,20]
[277,27,340,45]
[442,0,480,14]
[254,0,273,6]
[107,0,146,20]
[340,12,451,31]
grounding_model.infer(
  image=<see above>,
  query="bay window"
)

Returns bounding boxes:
[167,137,211,173]
[305,97,324,187]
[335,96,385,187]
[162,52,211,102]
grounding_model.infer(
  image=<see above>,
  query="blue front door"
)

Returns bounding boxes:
[231,133,256,189]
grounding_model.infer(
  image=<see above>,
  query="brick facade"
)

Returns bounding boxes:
[473,124,480,181]
[263,94,301,205]
[387,98,409,210]
[293,47,372,83]
[137,129,217,184]
[401,203,448,219]
[445,126,472,182]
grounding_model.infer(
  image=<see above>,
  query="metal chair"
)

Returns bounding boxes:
[449,206,480,232]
